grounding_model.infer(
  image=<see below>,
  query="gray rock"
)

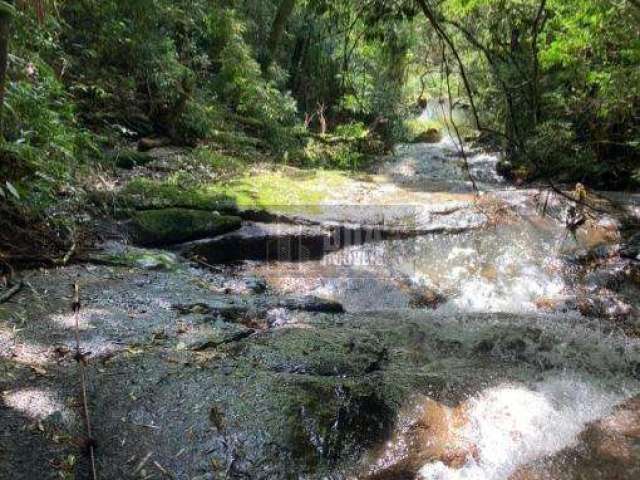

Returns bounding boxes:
[186,322,254,350]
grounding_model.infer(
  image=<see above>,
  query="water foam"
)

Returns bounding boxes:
[418,375,625,480]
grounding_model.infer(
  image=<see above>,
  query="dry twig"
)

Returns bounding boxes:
[72,283,98,480]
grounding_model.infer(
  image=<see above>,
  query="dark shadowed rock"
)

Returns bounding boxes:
[185,321,254,350]
[621,232,640,260]
[112,149,153,169]
[130,208,241,246]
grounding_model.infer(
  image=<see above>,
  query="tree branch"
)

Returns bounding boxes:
[414,0,481,130]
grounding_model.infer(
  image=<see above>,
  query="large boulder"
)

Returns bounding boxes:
[130,208,241,246]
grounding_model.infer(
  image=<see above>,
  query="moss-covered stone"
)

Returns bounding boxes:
[130,208,241,245]
[119,167,352,214]
[241,327,388,377]
[113,149,153,169]
[85,244,180,270]
[119,178,239,212]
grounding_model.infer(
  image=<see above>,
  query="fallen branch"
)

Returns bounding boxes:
[546,181,611,215]
[56,238,77,266]
[132,452,153,477]
[0,281,22,304]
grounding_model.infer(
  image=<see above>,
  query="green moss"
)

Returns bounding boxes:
[404,118,443,139]
[121,178,238,212]
[130,208,241,245]
[243,327,386,377]
[413,128,443,144]
[293,137,370,170]
[89,246,179,270]
[120,167,353,216]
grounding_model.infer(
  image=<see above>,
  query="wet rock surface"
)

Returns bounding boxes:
[3,135,640,479]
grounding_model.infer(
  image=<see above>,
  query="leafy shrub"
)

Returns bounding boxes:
[334,122,368,139]
[1,59,98,210]
[214,9,297,125]
[173,101,216,146]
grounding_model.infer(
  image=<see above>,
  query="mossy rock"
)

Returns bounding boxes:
[280,375,394,468]
[113,149,153,169]
[89,246,179,270]
[413,128,442,144]
[118,179,239,213]
[130,208,241,245]
[237,327,388,377]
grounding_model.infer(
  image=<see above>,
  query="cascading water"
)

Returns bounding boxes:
[418,374,628,480]
[240,127,640,478]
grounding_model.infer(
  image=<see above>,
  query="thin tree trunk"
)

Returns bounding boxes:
[531,0,547,126]
[0,2,13,137]
[414,0,482,131]
[264,0,296,70]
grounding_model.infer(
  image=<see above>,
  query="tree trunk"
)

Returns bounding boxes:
[0,2,13,136]
[264,0,296,70]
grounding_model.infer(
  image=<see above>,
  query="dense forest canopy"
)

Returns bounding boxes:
[0,0,638,261]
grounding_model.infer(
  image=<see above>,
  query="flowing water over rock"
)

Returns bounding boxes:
[234,135,640,478]
[2,134,640,479]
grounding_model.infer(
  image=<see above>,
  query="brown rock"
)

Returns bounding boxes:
[408,288,446,309]
[137,136,171,151]
[366,397,475,480]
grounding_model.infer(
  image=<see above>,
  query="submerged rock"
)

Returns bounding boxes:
[236,326,388,377]
[87,243,179,270]
[130,208,241,246]
[185,321,254,350]
[172,296,344,325]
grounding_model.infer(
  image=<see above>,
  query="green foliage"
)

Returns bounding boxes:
[1,23,98,211]
[429,0,640,186]
[215,9,296,125]
[296,137,366,170]
[333,122,368,139]
[173,101,216,146]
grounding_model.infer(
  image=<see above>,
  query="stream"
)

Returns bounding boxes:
[233,134,640,479]
[2,132,640,480]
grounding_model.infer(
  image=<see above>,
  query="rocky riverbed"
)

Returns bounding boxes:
[2,135,640,479]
